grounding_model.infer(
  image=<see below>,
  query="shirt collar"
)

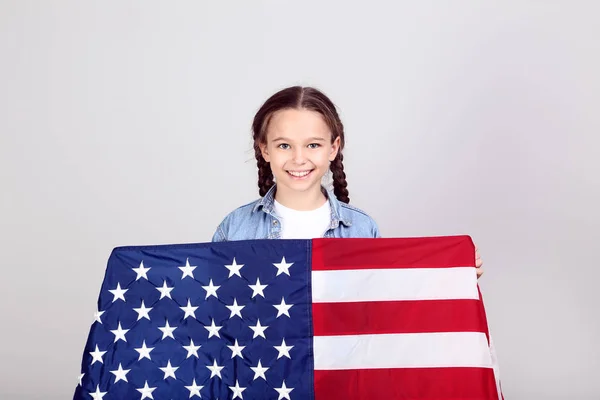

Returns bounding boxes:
[252,184,352,227]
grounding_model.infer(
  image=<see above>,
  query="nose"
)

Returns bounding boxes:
[292,148,307,164]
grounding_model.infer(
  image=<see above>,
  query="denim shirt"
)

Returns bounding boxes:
[212,184,380,241]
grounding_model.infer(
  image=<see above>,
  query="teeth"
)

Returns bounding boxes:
[288,170,311,177]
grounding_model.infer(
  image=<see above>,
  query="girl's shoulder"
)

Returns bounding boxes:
[211,197,267,242]
[336,201,381,238]
[339,201,374,218]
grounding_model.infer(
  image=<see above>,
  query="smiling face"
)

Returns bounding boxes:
[259,108,340,202]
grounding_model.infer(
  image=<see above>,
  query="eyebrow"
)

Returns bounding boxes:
[271,137,326,142]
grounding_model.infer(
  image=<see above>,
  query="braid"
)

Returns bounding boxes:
[330,153,350,203]
[254,144,274,197]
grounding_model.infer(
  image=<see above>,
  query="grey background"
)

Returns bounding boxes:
[1,1,599,399]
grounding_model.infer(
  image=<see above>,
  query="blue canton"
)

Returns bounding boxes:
[74,239,313,400]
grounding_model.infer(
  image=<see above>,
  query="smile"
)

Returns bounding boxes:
[287,170,313,178]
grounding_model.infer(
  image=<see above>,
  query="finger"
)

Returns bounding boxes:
[475,251,482,267]
[477,268,483,278]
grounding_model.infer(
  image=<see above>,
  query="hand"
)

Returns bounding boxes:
[475,244,483,279]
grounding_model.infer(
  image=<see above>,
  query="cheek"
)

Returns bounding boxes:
[318,148,334,164]
[267,150,286,166]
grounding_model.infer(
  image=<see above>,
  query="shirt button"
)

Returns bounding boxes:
[272,220,278,225]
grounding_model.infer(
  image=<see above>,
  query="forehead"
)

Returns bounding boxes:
[267,108,331,140]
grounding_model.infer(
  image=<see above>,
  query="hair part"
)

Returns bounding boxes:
[251,86,350,203]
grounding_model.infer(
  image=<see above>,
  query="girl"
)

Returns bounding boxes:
[211,86,483,276]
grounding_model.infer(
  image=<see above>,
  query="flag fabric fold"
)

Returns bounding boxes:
[74,236,503,399]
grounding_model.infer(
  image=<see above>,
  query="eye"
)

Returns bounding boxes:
[308,143,321,149]
[278,143,290,150]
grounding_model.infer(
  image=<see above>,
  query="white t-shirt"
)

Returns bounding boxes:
[273,199,331,239]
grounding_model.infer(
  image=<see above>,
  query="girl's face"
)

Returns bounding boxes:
[260,108,340,198]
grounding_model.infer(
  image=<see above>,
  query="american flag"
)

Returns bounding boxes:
[74,236,503,399]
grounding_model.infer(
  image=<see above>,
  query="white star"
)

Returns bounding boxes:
[133,300,152,321]
[158,320,177,339]
[180,298,199,319]
[249,319,268,339]
[229,380,246,399]
[273,297,293,318]
[274,338,293,359]
[273,256,293,276]
[202,279,220,299]
[248,277,268,298]
[156,280,174,299]
[89,384,107,400]
[227,339,245,359]
[134,340,154,360]
[226,298,245,318]
[224,257,244,278]
[93,310,104,324]
[183,338,201,358]
[159,360,178,380]
[206,359,224,379]
[136,380,157,399]
[274,380,294,400]
[108,282,128,302]
[78,373,84,386]
[179,257,197,279]
[250,359,269,381]
[185,378,204,398]
[110,321,129,343]
[204,318,223,338]
[110,363,130,383]
[132,260,150,280]
[89,345,106,364]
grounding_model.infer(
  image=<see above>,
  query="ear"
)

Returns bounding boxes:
[329,136,341,161]
[260,142,270,162]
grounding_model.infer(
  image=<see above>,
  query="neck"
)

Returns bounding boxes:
[274,185,327,211]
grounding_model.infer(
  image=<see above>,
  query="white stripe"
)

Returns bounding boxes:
[314,332,492,370]
[312,267,478,303]
[489,333,504,397]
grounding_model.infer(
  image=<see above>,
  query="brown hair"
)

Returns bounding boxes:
[251,86,350,203]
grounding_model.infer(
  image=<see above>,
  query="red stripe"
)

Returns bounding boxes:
[312,236,475,271]
[313,299,486,336]
[314,368,499,400]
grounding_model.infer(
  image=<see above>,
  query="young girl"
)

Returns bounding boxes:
[211,86,483,275]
